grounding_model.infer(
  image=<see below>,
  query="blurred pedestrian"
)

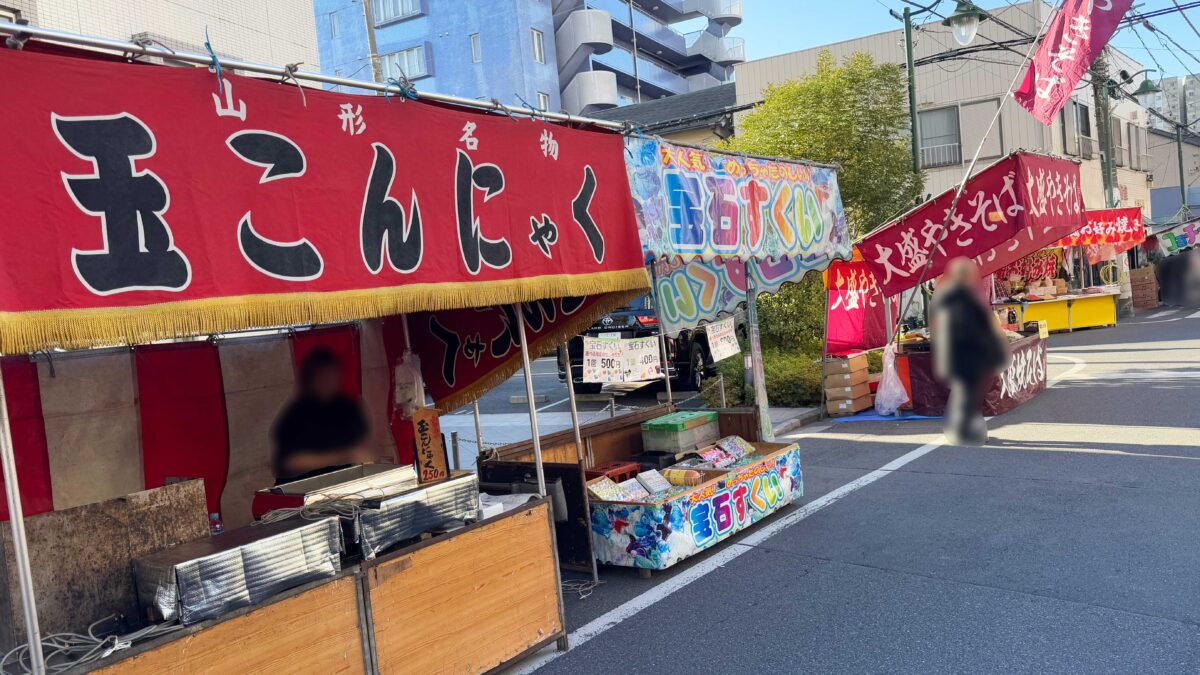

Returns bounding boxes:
[931,258,1009,446]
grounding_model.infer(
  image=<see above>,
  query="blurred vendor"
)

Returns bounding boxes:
[272,347,371,484]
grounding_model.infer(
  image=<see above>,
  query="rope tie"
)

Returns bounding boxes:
[383,76,418,103]
[203,27,224,95]
[281,62,308,107]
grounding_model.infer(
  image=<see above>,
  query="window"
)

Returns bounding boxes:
[373,0,419,24]
[328,12,339,38]
[537,91,551,111]
[470,33,481,63]
[381,45,427,80]
[531,29,545,64]
[1075,102,1094,159]
[1110,116,1126,167]
[917,106,961,168]
[1128,122,1140,171]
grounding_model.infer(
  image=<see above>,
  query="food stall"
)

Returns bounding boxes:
[855,151,1087,418]
[484,137,852,575]
[0,27,650,674]
[989,207,1144,332]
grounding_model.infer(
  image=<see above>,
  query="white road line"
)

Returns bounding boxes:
[513,434,947,674]
[1149,309,1179,319]
[1189,310,1200,319]
[1046,353,1086,387]
[535,397,570,412]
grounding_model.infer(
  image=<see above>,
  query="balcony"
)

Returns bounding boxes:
[920,142,962,169]
[687,71,722,92]
[684,0,743,26]
[561,70,619,114]
[586,0,687,60]
[685,31,745,65]
[591,46,688,97]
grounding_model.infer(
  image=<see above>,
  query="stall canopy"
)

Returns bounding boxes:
[860,151,1085,296]
[622,136,851,333]
[0,48,648,364]
[1051,206,1146,265]
[823,250,898,355]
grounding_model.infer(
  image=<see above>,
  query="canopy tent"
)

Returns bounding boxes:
[0,42,649,669]
[859,151,1086,297]
[618,136,852,438]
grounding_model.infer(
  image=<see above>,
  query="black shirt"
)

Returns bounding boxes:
[272,394,369,483]
[931,284,1006,383]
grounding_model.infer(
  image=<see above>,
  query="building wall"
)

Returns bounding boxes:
[2,0,319,70]
[733,1,1151,214]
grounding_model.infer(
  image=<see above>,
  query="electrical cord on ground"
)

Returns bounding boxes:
[0,615,182,675]
[561,578,605,600]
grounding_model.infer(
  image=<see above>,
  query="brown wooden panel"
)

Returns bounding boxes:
[718,408,760,442]
[492,404,672,462]
[97,577,364,675]
[368,501,563,674]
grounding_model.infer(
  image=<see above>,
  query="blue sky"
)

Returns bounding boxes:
[727,0,1200,82]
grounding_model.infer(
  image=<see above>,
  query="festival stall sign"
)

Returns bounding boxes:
[994,247,1063,284]
[589,444,802,571]
[1014,0,1135,125]
[1155,218,1200,255]
[824,252,898,355]
[0,47,648,354]
[1050,206,1146,265]
[705,317,740,363]
[906,335,1047,417]
[860,152,1085,296]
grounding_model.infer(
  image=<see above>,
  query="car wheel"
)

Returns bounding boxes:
[689,344,706,391]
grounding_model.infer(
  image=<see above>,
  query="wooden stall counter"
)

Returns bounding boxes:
[93,499,565,675]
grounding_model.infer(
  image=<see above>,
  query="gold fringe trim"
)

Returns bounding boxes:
[432,288,645,413]
[0,269,650,355]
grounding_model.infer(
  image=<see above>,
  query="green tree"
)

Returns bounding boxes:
[721,50,922,351]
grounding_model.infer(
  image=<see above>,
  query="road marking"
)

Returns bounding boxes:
[1149,309,1179,319]
[513,432,946,673]
[1046,353,1086,387]
[1189,310,1200,319]
[536,397,569,412]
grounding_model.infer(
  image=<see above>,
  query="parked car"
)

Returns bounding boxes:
[557,295,742,394]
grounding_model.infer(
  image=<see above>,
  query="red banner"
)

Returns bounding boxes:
[826,259,895,355]
[1014,0,1134,125]
[861,153,1084,296]
[995,248,1063,283]
[0,48,647,354]
[406,296,609,411]
[1052,207,1145,247]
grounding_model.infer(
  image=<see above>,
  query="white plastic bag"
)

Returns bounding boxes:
[874,344,910,416]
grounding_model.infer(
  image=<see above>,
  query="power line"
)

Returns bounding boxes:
[1174,0,1200,42]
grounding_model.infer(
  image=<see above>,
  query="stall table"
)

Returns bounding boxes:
[994,291,1118,333]
[901,334,1048,417]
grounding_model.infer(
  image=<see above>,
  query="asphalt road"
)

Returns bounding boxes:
[514,307,1200,674]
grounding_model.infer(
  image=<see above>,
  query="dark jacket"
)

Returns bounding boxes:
[931,284,1007,382]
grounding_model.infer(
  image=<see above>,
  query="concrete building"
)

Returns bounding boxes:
[734,1,1151,213]
[1142,76,1200,131]
[0,0,320,72]
[1146,127,1200,222]
[311,0,745,115]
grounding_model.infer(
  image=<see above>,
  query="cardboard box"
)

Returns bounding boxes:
[825,381,872,401]
[826,394,873,416]
[824,368,869,388]
[823,353,868,375]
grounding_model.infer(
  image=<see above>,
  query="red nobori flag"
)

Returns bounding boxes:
[1013,0,1134,126]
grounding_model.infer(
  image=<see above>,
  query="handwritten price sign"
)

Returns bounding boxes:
[622,337,662,382]
[583,337,624,383]
[706,317,740,363]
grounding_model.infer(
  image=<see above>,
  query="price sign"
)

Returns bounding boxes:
[706,317,740,363]
[622,337,662,382]
[1037,320,1049,339]
[412,407,448,484]
[583,337,624,383]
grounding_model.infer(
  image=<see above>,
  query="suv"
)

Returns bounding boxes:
[558,295,735,394]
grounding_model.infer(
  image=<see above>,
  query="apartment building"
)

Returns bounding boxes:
[1142,76,1200,131]
[1147,128,1200,221]
[734,1,1151,213]
[0,0,319,71]
[312,0,744,115]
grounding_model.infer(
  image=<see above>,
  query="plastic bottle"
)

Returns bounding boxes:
[209,512,224,536]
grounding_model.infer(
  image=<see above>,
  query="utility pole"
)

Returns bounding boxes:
[904,7,920,174]
[1179,87,1190,221]
[1091,51,1117,208]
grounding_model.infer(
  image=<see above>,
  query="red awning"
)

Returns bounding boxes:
[860,152,1086,296]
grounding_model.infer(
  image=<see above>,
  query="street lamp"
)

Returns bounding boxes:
[943,1,990,47]
[895,1,988,174]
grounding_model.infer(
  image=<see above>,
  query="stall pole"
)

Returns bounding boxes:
[0,371,45,674]
[647,264,673,403]
[821,284,831,419]
[515,305,548,496]
[558,344,599,584]
[472,400,484,458]
[744,261,774,441]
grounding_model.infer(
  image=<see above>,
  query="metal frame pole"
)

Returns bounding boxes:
[648,264,673,404]
[558,343,598,583]
[0,369,45,674]
[472,400,484,457]
[515,305,547,496]
[821,279,831,419]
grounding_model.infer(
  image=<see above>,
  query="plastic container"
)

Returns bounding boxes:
[585,461,640,483]
[640,411,719,454]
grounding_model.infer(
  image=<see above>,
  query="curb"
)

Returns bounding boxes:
[773,408,823,436]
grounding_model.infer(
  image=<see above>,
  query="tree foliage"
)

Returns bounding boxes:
[721,50,923,351]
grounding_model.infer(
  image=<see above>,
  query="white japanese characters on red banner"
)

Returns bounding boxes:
[706,317,740,363]
[582,337,623,383]
[622,337,662,382]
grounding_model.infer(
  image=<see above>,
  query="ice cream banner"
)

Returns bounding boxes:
[624,137,850,262]
[590,445,802,571]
